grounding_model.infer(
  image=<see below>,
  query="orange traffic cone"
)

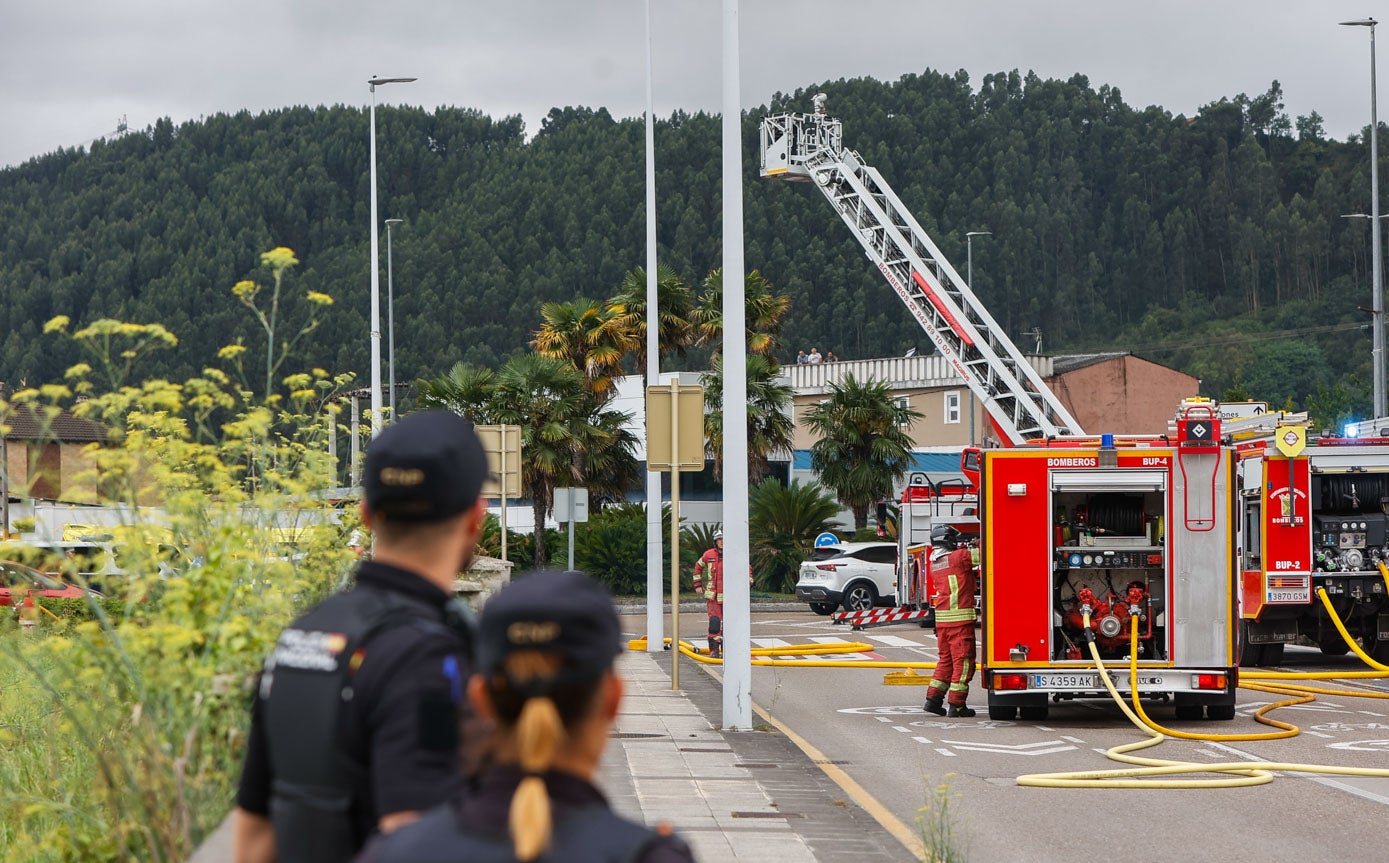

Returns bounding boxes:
[18,592,39,633]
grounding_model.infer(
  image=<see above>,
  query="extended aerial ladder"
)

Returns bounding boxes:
[760,96,1083,444]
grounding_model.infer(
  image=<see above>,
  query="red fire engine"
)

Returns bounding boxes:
[1234,414,1389,666]
[972,405,1239,720]
[762,101,1243,720]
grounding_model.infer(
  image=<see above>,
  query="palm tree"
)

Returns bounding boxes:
[691,268,790,357]
[580,406,642,507]
[702,353,794,482]
[803,373,922,531]
[608,264,696,377]
[490,354,594,567]
[748,478,842,593]
[531,298,633,399]
[419,355,597,568]
[416,363,498,422]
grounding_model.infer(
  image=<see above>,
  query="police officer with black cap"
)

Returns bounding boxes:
[358,569,696,863]
[234,410,493,863]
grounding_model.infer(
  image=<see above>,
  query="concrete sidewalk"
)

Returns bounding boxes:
[603,647,916,862]
[189,646,916,863]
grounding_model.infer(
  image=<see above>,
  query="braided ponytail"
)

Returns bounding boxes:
[489,652,602,861]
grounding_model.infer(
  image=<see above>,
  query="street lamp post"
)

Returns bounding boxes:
[965,230,991,446]
[1343,18,1383,417]
[368,75,417,438]
[385,218,404,420]
[1343,212,1389,416]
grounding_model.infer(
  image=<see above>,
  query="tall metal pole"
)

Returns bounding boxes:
[367,76,415,437]
[720,0,752,731]
[386,218,403,420]
[1373,22,1384,419]
[965,231,990,445]
[644,0,665,655]
[669,383,681,690]
[369,83,383,437]
[1345,19,1384,417]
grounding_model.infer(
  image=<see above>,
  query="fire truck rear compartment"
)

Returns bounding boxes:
[1051,489,1167,662]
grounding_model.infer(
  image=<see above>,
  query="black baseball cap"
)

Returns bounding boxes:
[363,410,490,522]
[478,570,623,688]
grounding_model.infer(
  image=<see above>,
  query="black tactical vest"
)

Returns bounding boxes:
[260,584,474,862]
[363,801,675,863]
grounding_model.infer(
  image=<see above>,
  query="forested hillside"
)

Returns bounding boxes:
[0,68,1379,420]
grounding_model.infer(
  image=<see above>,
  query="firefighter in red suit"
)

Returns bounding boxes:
[693,530,725,658]
[924,542,979,718]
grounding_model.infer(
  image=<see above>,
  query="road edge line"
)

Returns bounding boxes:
[704,666,926,861]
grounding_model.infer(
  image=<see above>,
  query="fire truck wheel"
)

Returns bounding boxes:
[1371,637,1389,664]
[808,601,837,616]
[841,582,878,613]
[1019,705,1049,721]
[1173,704,1203,721]
[1318,633,1351,656]
[1206,703,1236,721]
[988,705,1018,721]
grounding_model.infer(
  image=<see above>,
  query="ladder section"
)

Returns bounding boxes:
[760,107,1083,443]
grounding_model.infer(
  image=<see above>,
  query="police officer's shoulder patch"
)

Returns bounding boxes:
[270,627,349,673]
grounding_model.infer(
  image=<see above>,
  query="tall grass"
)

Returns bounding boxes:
[0,249,353,861]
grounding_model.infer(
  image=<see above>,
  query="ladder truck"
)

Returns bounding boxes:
[761,99,1239,719]
[1232,413,1389,666]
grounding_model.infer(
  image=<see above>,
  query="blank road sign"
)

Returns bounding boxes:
[646,384,705,471]
[475,423,522,498]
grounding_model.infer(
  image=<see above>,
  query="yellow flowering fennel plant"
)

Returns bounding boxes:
[0,250,358,862]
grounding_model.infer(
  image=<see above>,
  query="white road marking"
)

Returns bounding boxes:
[893,726,913,733]
[934,748,957,757]
[1204,740,1389,806]
[808,635,876,660]
[865,634,924,648]
[913,736,933,744]
[1061,736,1086,744]
[752,637,795,649]
[940,739,1078,756]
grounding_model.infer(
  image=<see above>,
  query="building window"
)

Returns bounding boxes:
[944,391,961,424]
[895,396,911,426]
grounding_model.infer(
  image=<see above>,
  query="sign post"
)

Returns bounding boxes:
[647,382,704,690]
[554,487,589,570]
[477,424,522,561]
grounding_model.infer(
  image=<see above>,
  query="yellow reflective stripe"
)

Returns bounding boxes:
[935,609,975,623]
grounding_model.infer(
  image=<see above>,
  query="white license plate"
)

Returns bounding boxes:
[1032,673,1098,689]
[1267,588,1310,603]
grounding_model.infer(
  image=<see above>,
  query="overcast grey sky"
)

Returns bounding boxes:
[2,1,1387,169]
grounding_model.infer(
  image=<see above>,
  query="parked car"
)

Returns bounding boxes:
[794,542,898,614]
[0,560,90,608]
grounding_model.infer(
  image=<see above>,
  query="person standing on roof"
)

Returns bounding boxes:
[357,569,695,863]
[924,539,979,718]
[692,529,725,658]
[234,411,493,862]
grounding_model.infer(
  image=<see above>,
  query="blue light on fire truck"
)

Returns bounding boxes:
[1344,422,1360,438]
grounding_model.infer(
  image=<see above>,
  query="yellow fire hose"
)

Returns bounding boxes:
[1017,596,1389,789]
[627,636,940,669]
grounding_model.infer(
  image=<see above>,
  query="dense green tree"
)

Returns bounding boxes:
[803,373,921,530]
[2,70,1387,418]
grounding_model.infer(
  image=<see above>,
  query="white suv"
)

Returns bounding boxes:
[794,542,898,615]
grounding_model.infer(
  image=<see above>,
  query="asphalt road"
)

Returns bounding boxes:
[624,606,1389,863]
